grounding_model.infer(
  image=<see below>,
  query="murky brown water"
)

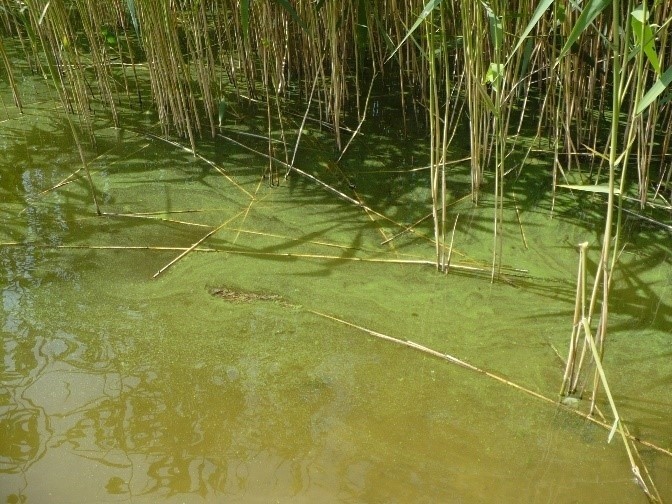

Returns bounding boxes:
[1,100,671,503]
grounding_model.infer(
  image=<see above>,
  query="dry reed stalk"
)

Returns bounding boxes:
[153,209,246,278]
[308,308,671,462]
[224,227,404,256]
[427,10,442,270]
[0,36,22,111]
[286,68,320,178]
[73,0,119,126]
[99,211,212,228]
[0,236,522,277]
[458,1,488,201]
[230,172,276,246]
[560,241,589,397]
[581,317,657,501]
[560,237,661,500]
[379,213,433,246]
[37,139,151,197]
[37,168,83,195]
[219,130,396,224]
[337,71,377,162]
[0,243,217,252]
[512,192,528,250]
[217,248,527,277]
[445,213,459,272]
[620,421,664,503]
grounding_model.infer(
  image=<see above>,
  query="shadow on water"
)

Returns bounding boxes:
[1,81,671,503]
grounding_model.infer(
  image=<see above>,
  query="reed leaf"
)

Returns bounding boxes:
[630,4,660,74]
[636,64,672,114]
[558,184,621,194]
[274,0,308,31]
[557,0,612,62]
[509,0,554,58]
[388,0,442,61]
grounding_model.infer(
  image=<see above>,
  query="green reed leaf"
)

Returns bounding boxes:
[387,0,443,61]
[636,65,672,115]
[274,0,307,31]
[630,4,660,74]
[558,184,621,195]
[510,0,554,57]
[558,0,612,62]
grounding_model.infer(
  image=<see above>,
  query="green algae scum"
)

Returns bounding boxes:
[1,1,671,502]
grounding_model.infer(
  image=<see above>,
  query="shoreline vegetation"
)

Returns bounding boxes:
[1,1,670,266]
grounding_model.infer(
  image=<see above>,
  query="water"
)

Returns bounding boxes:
[1,96,671,503]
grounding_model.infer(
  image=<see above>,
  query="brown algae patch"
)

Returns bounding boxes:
[209,286,298,308]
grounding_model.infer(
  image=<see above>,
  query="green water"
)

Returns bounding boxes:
[1,94,671,503]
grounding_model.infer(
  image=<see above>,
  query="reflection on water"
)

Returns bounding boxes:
[1,124,670,503]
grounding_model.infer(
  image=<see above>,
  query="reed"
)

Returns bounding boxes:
[2,1,669,204]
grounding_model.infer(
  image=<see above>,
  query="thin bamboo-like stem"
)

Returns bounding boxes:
[337,71,377,162]
[286,67,321,177]
[0,36,23,111]
[153,210,247,278]
[424,9,446,270]
[581,318,656,501]
[445,213,459,272]
[588,0,625,415]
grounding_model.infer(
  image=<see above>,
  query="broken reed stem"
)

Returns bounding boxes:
[380,194,472,248]
[513,191,528,250]
[621,422,664,504]
[380,213,433,245]
[445,213,459,272]
[219,249,506,273]
[0,243,219,251]
[582,318,657,501]
[137,130,255,200]
[220,131,399,228]
[152,209,246,278]
[561,241,659,500]
[232,175,274,246]
[336,71,377,163]
[64,115,101,215]
[561,241,588,396]
[286,68,321,178]
[100,211,212,227]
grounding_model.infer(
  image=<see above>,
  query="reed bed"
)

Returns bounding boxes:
[2,0,669,256]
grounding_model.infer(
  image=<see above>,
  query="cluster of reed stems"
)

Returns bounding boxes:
[1,0,670,262]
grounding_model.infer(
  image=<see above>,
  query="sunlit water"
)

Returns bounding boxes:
[1,100,671,504]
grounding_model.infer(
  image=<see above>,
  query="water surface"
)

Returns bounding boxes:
[1,98,670,503]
